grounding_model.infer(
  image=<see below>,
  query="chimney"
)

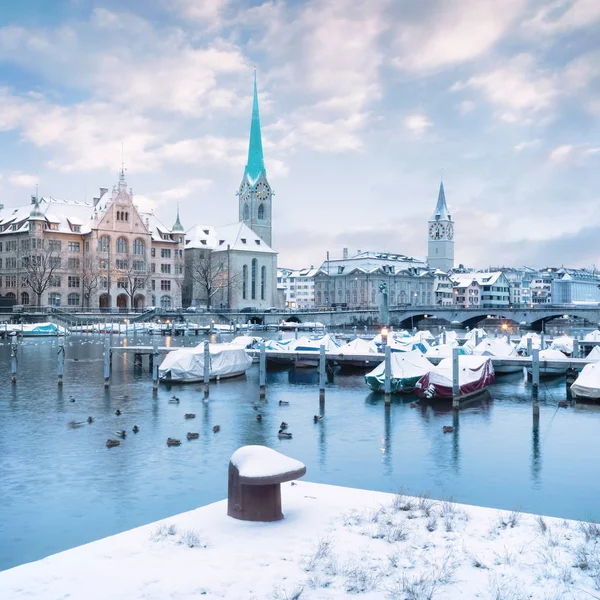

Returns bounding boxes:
[343,247,348,259]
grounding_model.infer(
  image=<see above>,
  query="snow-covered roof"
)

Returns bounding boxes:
[278,266,318,279]
[186,222,275,254]
[317,251,430,277]
[452,272,505,287]
[184,225,219,250]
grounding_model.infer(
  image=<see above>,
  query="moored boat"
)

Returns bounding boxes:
[415,356,495,400]
[526,349,569,377]
[365,350,432,393]
[550,336,574,355]
[571,363,600,400]
[472,338,522,374]
[334,337,380,369]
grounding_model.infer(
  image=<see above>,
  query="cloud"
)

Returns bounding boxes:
[515,140,540,151]
[549,145,574,163]
[7,173,38,188]
[457,100,476,115]
[392,0,525,73]
[549,144,600,164]
[524,0,600,36]
[171,0,230,23]
[404,114,432,135]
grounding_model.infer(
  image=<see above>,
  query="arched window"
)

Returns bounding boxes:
[251,259,257,300]
[243,204,249,220]
[21,291,30,305]
[261,265,266,300]
[133,238,145,255]
[6,292,16,300]
[160,295,172,310]
[98,236,109,252]
[242,265,248,299]
[116,237,128,253]
[48,292,61,306]
[258,204,264,221]
[68,293,80,306]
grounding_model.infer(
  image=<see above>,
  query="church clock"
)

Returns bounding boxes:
[255,181,270,201]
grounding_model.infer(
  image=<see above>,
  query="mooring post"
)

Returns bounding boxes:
[475,331,480,346]
[532,348,540,400]
[319,344,326,402]
[295,327,298,340]
[572,336,578,358]
[540,331,545,350]
[442,327,447,345]
[384,344,392,404]
[452,346,460,410]
[527,337,532,357]
[505,331,510,344]
[103,336,111,388]
[259,340,266,399]
[57,336,65,386]
[152,337,159,392]
[10,336,18,384]
[203,341,210,398]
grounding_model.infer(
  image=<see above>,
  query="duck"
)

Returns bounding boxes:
[167,437,181,447]
[213,425,220,433]
[279,400,290,406]
[442,426,454,434]
[409,402,419,409]
[115,430,127,439]
[169,396,180,404]
[313,415,323,423]
[280,421,288,430]
[253,405,259,411]
[278,430,293,439]
[69,396,76,403]
[257,414,262,422]
[558,401,569,408]
[87,416,94,424]
[115,409,122,416]
[184,413,196,419]
[106,439,120,448]
[187,432,199,440]
[132,425,139,433]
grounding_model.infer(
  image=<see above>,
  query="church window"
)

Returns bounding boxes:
[98,236,109,252]
[133,239,145,255]
[261,266,266,300]
[242,265,248,299]
[243,204,249,220]
[116,237,128,253]
[258,204,264,220]
[251,259,257,300]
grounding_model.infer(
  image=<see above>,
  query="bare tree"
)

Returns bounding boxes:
[115,258,151,309]
[186,251,235,309]
[23,244,64,307]
[80,257,101,308]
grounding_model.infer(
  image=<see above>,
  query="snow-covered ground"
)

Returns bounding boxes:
[1,481,599,599]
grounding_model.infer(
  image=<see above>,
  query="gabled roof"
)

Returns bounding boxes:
[430,181,451,221]
[452,271,505,287]
[186,222,275,254]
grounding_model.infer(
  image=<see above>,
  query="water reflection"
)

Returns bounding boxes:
[532,410,541,487]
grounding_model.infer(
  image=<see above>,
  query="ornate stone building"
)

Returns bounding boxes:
[0,171,184,309]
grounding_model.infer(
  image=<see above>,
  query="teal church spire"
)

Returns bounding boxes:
[244,71,265,183]
[431,180,451,221]
[172,203,184,232]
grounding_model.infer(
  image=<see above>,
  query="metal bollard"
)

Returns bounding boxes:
[103,336,111,387]
[527,337,532,357]
[532,348,540,399]
[152,337,159,392]
[10,336,18,384]
[384,345,392,404]
[57,337,65,386]
[572,337,578,358]
[452,346,460,410]
[319,344,326,402]
[203,341,210,398]
[442,328,447,345]
[259,340,266,399]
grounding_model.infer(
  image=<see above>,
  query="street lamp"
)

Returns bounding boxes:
[381,327,389,349]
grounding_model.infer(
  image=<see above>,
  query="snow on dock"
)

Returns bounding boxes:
[1,482,599,599]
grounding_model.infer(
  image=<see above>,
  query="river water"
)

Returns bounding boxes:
[1,331,600,571]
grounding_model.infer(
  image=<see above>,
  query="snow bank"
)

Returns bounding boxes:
[230,445,305,479]
[1,482,599,599]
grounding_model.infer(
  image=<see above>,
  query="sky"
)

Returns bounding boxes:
[0,0,598,270]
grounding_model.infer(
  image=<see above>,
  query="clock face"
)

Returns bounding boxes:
[429,223,445,240]
[239,183,250,201]
[255,181,270,201]
[447,223,454,240]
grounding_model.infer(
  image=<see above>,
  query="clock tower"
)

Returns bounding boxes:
[238,72,273,247]
[427,181,454,272]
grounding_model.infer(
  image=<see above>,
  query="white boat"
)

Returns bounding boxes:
[3,322,68,337]
[550,336,574,355]
[365,351,433,393]
[334,337,380,369]
[425,344,465,359]
[586,346,600,360]
[266,334,340,368]
[158,343,252,383]
[472,338,522,374]
[584,330,600,342]
[517,332,541,354]
[526,349,569,377]
[571,363,600,400]
[464,328,488,342]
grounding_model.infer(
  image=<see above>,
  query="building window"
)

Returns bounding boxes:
[261,265,266,300]
[68,293,80,306]
[49,276,61,287]
[117,279,127,289]
[242,265,248,299]
[50,257,61,268]
[68,242,80,252]
[48,292,61,306]
[251,259,257,300]
[258,203,264,220]
[116,237,128,253]
[151,280,156,290]
[243,204,249,220]
[133,260,145,271]
[68,276,80,288]
[68,258,80,269]
[98,236,109,252]
[133,239,144,255]
[160,248,171,259]
[151,263,156,273]
[46,240,60,252]
[21,291,29,305]
[151,247,156,257]
[161,280,171,291]
[116,259,128,269]
[161,264,171,274]
[160,295,171,310]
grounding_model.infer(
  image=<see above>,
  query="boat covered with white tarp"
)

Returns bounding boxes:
[526,349,569,377]
[334,337,380,369]
[571,363,600,400]
[365,351,432,393]
[472,338,522,374]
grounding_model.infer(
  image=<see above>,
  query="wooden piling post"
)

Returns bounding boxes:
[572,337,578,358]
[532,348,540,400]
[103,336,111,388]
[527,337,532,357]
[540,331,545,350]
[203,341,210,398]
[475,331,480,346]
[10,336,18,384]
[319,344,327,402]
[442,327,447,345]
[152,337,159,392]
[259,340,266,399]
[452,346,460,410]
[384,345,392,404]
[295,327,298,340]
[57,337,65,386]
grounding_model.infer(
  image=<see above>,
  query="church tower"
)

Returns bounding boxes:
[238,72,273,247]
[427,181,454,272]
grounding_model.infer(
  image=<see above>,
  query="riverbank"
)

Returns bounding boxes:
[1,481,598,599]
